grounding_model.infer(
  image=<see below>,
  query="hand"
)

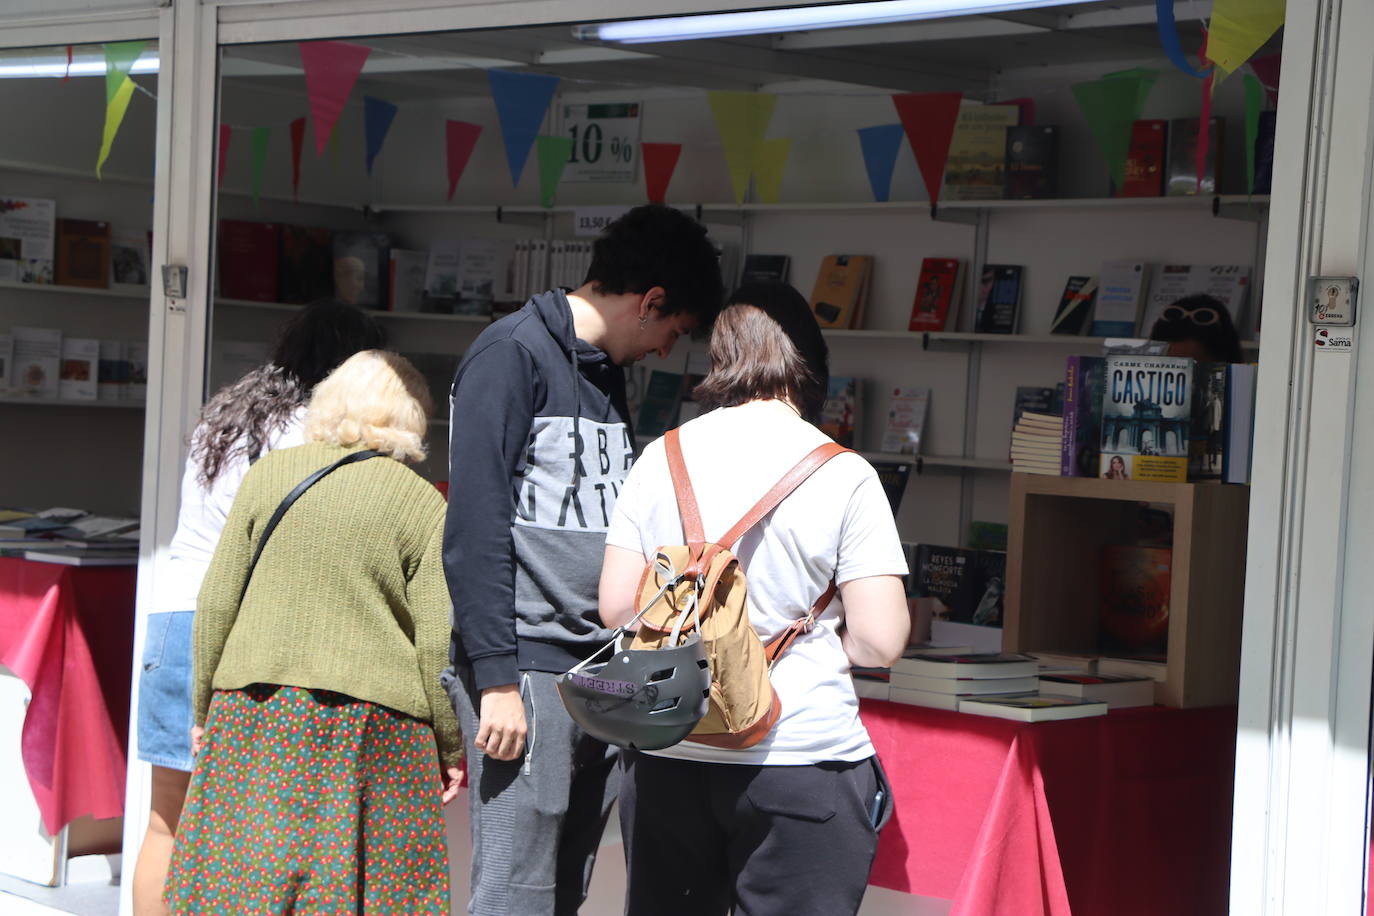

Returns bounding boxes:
[441,766,464,805]
[476,684,527,761]
[190,725,205,757]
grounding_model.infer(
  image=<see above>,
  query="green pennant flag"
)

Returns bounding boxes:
[1243,74,1265,196]
[97,78,136,178]
[1103,67,1160,116]
[250,127,272,204]
[753,138,790,204]
[96,41,148,178]
[536,135,574,208]
[708,91,777,204]
[1072,75,1155,191]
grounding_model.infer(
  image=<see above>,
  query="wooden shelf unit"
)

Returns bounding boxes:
[1004,473,1250,708]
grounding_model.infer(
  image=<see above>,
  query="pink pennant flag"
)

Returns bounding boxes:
[446,120,483,201]
[217,124,232,188]
[299,40,372,157]
[1249,52,1281,105]
[290,117,306,200]
[642,142,683,204]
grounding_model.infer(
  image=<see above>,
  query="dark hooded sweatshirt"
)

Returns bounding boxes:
[442,290,634,691]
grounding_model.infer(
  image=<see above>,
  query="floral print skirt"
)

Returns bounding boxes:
[166,684,450,915]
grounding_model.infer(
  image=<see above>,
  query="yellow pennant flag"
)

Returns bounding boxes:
[97,77,136,178]
[708,91,777,204]
[1208,0,1285,87]
[753,138,791,204]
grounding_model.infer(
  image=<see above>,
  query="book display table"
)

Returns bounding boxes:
[860,699,1236,916]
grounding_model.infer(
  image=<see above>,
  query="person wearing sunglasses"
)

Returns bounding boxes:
[1148,293,1246,363]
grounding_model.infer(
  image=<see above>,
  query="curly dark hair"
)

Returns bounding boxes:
[1148,293,1245,363]
[584,204,726,329]
[193,300,385,486]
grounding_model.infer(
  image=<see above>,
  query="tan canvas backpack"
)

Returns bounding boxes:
[626,427,850,748]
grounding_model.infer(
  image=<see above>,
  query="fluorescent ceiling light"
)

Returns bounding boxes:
[0,53,159,79]
[574,0,1104,43]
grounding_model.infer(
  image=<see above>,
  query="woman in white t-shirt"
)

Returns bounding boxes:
[600,282,911,916]
[131,301,384,916]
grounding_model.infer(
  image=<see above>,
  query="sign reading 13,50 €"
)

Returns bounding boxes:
[560,103,641,184]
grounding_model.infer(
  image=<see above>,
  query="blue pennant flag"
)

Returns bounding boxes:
[856,124,905,203]
[487,69,561,186]
[364,96,399,175]
[1155,0,1211,79]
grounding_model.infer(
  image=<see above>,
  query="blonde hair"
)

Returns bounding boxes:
[304,350,433,463]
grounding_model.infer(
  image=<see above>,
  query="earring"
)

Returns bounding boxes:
[638,316,648,330]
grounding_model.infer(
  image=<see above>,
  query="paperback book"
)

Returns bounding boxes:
[809,255,873,329]
[958,693,1108,722]
[1038,673,1155,708]
[1060,355,1107,477]
[879,386,931,454]
[55,219,111,289]
[908,258,963,332]
[818,376,861,447]
[1166,117,1224,196]
[0,195,56,284]
[974,264,1023,334]
[870,460,912,514]
[1003,125,1058,199]
[893,652,1038,679]
[12,326,61,398]
[1050,275,1097,335]
[218,220,280,302]
[58,338,99,401]
[1118,120,1168,197]
[388,249,429,312]
[943,102,1019,201]
[110,227,151,290]
[741,254,791,284]
[277,224,334,305]
[911,545,1007,628]
[1099,355,1192,482]
[1091,260,1149,337]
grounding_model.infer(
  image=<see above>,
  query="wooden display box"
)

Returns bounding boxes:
[1004,474,1250,708]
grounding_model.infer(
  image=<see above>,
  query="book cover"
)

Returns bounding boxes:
[277,224,334,304]
[55,219,111,289]
[1051,275,1097,335]
[912,545,1006,628]
[388,249,429,312]
[1139,264,1251,335]
[1190,362,1227,480]
[880,386,931,454]
[1099,355,1192,482]
[894,652,1038,679]
[458,239,515,306]
[218,219,280,302]
[809,255,873,329]
[958,693,1108,721]
[1118,120,1168,197]
[869,460,912,514]
[12,326,61,398]
[1224,363,1258,484]
[908,258,963,332]
[98,340,127,401]
[1060,355,1106,477]
[1166,117,1225,196]
[426,240,462,299]
[741,254,791,284]
[943,103,1019,201]
[1003,125,1058,199]
[818,376,861,447]
[126,341,148,402]
[1091,260,1149,337]
[635,369,684,439]
[1100,544,1172,655]
[1253,110,1277,195]
[333,231,389,309]
[974,264,1023,334]
[109,227,151,290]
[0,196,56,284]
[59,337,99,400]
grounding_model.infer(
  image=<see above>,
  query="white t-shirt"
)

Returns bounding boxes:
[152,411,305,615]
[605,399,908,765]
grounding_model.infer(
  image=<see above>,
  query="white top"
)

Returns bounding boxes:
[605,399,908,765]
[152,412,304,615]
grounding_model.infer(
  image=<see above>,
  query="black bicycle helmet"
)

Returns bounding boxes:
[556,633,711,751]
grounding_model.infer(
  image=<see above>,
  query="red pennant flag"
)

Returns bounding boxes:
[892,92,963,208]
[299,40,372,157]
[446,120,483,201]
[1249,52,1281,105]
[1198,29,1213,193]
[641,142,683,205]
[289,117,306,200]
[991,96,1036,126]
[217,124,232,188]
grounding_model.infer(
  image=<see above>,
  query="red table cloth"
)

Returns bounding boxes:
[860,699,1237,916]
[0,557,136,834]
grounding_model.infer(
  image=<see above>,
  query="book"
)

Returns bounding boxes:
[23,548,137,566]
[1029,651,1098,674]
[852,675,890,701]
[388,249,429,312]
[635,369,684,439]
[0,195,56,283]
[1166,117,1225,196]
[958,693,1108,722]
[893,652,1038,679]
[911,546,1007,628]
[890,672,1039,695]
[126,341,148,402]
[109,227,151,290]
[1050,276,1097,335]
[1253,110,1277,195]
[943,102,1019,201]
[332,231,389,308]
[1189,362,1227,480]
[1012,387,1058,426]
[870,460,912,514]
[879,386,931,454]
[218,219,280,302]
[974,264,1023,334]
[1224,363,1258,484]
[58,337,99,400]
[809,255,873,329]
[1097,655,1168,682]
[55,219,111,288]
[1060,355,1107,477]
[426,240,462,299]
[1038,673,1155,708]
[1099,354,1192,482]
[818,376,861,447]
[1091,260,1149,337]
[1118,120,1168,197]
[1139,264,1251,336]
[1003,125,1058,199]
[967,521,1008,551]
[12,326,61,398]
[889,687,1036,711]
[740,254,791,284]
[908,258,963,332]
[1010,400,1062,476]
[1100,545,1172,655]
[276,224,334,305]
[458,239,515,306]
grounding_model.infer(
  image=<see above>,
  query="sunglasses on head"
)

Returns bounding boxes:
[1160,305,1221,326]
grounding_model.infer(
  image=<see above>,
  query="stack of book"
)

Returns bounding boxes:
[851,666,891,701]
[885,651,1040,710]
[1011,411,1063,475]
[1037,673,1156,709]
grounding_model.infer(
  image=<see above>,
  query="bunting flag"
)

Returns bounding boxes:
[1156,0,1211,79]
[217,124,232,188]
[1071,75,1155,191]
[299,40,372,157]
[536,135,574,208]
[1103,67,1160,112]
[990,97,1036,126]
[289,118,306,200]
[250,127,271,204]
[97,41,147,178]
[364,96,398,175]
[891,91,962,208]
[445,120,483,201]
[754,138,790,204]
[488,70,561,186]
[641,142,683,204]
[1244,75,1265,196]
[1208,0,1285,87]
[1249,52,1282,105]
[64,46,72,82]
[1197,31,1213,192]
[856,124,904,203]
[707,91,777,204]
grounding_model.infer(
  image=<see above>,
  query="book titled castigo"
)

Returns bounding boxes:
[1099,355,1191,482]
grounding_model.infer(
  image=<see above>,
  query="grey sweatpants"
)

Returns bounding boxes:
[445,667,620,916]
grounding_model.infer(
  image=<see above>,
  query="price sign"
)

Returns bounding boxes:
[560,102,641,184]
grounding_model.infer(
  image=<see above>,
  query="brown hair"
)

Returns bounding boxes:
[692,282,829,419]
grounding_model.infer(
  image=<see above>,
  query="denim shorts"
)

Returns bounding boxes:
[136,610,194,771]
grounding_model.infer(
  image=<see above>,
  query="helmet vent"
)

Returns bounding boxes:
[650,696,681,712]
[647,667,675,683]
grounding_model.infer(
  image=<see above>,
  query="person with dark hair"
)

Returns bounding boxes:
[131,300,384,916]
[441,204,725,915]
[1148,293,1246,363]
[599,281,910,915]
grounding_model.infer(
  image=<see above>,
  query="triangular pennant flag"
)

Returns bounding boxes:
[97,77,137,178]
[1208,0,1284,87]
[1103,67,1160,114]
[1243,75,1264,196]
[990,97,1036,126]
[250,127,271,205]
[1071,77,1152,191]
[707,91,776,204]
[364,96,398,175]
[488,70,561,186]
[299,40,372,157]
[290,117,306,200]
[445,120,483,201]
[641,142,682,204]
[891,92,963,208]
[753,138,790,204]
[1249,52,1282,105]
[217,124,232,188]
[1155,0,1212,79]
[104,41,146,104]
[856,124,905,203]
[536,135,574,209]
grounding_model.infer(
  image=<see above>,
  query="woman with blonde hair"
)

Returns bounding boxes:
[164,350,462,915]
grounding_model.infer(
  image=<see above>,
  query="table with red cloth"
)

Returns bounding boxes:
[0,557,136,834]
[859,699,1237,916]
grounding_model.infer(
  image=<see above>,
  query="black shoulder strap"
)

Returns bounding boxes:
[238,449,382,605]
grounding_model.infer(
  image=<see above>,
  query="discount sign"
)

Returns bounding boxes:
[560,102,641,184]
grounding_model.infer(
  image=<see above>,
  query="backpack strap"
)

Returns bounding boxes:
[664,427,706,563]
[763,580,836,666]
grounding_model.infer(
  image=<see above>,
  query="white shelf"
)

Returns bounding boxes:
[0,395,144,409]
[214,299,491,324]
[0,278,150,300]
